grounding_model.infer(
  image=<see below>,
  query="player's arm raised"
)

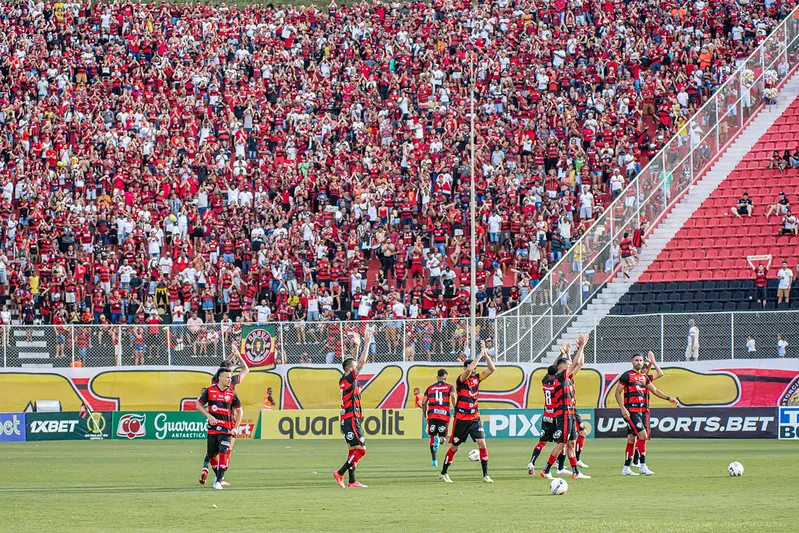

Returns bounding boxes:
[647,351,664,381]
[480,340,495,380]
[355,330,372,373]
[237,347,250,382]
[568,334,587,377]
[459,351,483,382]
[646,381,679,405]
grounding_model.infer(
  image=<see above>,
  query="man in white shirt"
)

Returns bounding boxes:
[255,300,272,324]
[579,187,594,221]
[118,260,135,290]
[610,170,624,199]
[159,255,173,276]
[685,319,700,361]
[777,261,794,306]
[488,211,502,249]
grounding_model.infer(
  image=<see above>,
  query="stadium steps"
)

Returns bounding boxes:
[541,73,799,362]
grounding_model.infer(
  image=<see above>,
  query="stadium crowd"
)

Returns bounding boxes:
[0,0,794,331]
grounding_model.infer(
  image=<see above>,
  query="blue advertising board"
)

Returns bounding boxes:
[0,413,26,442]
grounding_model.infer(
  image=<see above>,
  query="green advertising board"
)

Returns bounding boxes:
[480,409,595,439]
[26,412,112,441]
[113,412,208,440]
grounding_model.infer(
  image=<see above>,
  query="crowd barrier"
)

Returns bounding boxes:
[3,407,797,442]
[2,361,799,416]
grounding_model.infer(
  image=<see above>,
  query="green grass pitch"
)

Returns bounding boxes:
[4,439,797,532]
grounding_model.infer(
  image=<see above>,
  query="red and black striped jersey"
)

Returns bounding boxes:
[454,374,482,421]
[619,370,653,412]
[425,381,454,421]
[552,370,576,416]
[339,369,362,421]
[542,375,558,419]
[198,385,241,435]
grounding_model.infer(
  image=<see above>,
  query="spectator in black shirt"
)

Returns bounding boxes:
[765,192,790,219]
[731,192,754,218]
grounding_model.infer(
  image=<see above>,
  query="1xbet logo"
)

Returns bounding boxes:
[116,414,146,439]
[779,408,799,440]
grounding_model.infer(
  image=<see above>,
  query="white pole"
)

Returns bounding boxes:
[402,321,407,362]
[660,313,665,363]
[713,95,727,150]
[469,49,477,362]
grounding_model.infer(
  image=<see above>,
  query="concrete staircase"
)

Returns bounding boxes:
[542,74,799,362]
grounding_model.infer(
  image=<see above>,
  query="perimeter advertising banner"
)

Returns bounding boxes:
[778,407,799,439]
[593,408,778,439]
[26,412,111,441]
[0,413,26,442]
[481,409,595,439]
[4,361,799,416]
[111,412,260,440]
[113,411,207,440]
[260,409,422,440]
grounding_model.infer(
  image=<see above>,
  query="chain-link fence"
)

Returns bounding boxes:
[1,311,795,367]
[0,317,499,367]
[497,9,799,362]
[543,310,798,363]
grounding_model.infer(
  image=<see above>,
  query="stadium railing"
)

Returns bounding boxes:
[496,7,799,363]
[0,310,794,367]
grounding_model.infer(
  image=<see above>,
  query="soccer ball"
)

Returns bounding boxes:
[728,462,744,476]
[550,478,568,495]
[468,449,480,462]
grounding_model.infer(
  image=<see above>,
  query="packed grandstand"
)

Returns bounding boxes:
[0,0,796,342]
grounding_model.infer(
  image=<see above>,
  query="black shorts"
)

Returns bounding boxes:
[206,433,232,457]
[427,418,450,437]
[626,411,650,437]
[756,285,767,301]
[539,417,556,443]
[553,413,577,443]
[341,418,365,447]
[450,417,485,445]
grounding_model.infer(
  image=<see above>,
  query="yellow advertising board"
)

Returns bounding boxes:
[259,409,422,440]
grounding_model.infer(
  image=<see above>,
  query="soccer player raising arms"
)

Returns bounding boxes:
[527,362,559,475]
[199,352,249,486]
[540,333,590,480]
[333,330,372,489]
[421,369,457,466]
[616,352,678,476]
[440,340,495,484]
[196,369,243,490]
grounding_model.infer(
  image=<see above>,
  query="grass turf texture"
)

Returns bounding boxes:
[4,439,797,532]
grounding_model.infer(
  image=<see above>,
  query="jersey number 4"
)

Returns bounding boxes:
[435,390,444,403]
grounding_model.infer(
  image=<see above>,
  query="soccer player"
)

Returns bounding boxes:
[440,340,495,483]
[333,330,372,489]
[421,369,456,467]
[551,342,590,474]
[196,369,243,490]
[527,363,558,476]
[540,333,590,480]
[632,351,664,469]
[199,350,249,485]
[615,352,678,476]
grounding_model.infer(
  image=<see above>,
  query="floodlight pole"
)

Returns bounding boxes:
[469,49,477,362]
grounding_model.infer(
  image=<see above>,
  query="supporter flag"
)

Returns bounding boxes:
[240,325,277,368]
